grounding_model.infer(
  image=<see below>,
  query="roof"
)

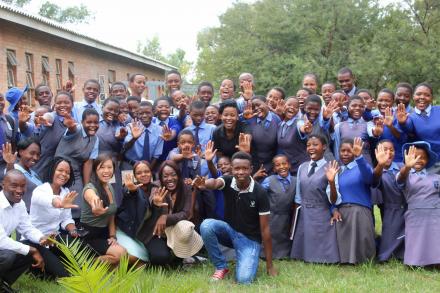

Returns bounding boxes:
[0,3,177,72]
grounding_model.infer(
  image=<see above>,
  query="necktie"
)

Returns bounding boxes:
[142,129,150,161]
[280,178,290,192]
[85,103,94,109]
[181,159,190,179]
[194,126,200,146]
[159,121,165,126]
[281,122,287,138]
[421,110,427,117]
[308,161,317,177]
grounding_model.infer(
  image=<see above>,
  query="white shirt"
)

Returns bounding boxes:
[0,191,44,255]
[30,183,75,235]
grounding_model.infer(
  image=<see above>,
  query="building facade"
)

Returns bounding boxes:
[0,4,175,104]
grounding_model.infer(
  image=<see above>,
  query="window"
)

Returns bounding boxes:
[108,70,116,85]
[98,75,106,100]
[6,49,17,88]
[68,61,75,84]
[56,59,62,90]
[42,56,50,86]
[25,53,35,89]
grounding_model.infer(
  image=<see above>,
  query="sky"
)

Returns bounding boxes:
[25,0,247,64]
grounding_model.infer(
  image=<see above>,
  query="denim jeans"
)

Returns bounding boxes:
[200,219,261,284]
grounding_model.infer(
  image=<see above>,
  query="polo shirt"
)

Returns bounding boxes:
[218,175,270,243]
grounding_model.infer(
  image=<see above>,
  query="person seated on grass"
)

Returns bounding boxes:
[193,151,277,284]
[0,170,68,292]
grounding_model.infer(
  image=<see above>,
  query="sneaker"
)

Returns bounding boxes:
[211,268,229,281]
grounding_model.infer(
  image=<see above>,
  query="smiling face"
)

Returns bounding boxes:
[205,106,219,125]
[306,137,325,161]
[321,83,335,105]
[127,100,140,119]
[296,90,309,109]
[413,148,429,171]
[252,99,269,119]
[376,92,394,114]
[337,72,354,93]
[395,86,412,106]
[54,94,73,117]
[134,162,152,185]
[267,89,283,109]
[231,158,252,186]
[138,105,153,127]
[3,173,26,204]
[340,143,354,165]
[219,79,235,101]
[413,85,433,111]
[332,92,348,108]
[348,98,365,119]
[166,73,182,92]
[161,165,179,192]
[305,101,321,122]
[19,143,41,170]
[155,99,171,121]
[35,85,53,106]
[198,85,214,105]
[171,91,185,108]
[284,98,299,121]
[273,156,290,178]
[303,76,318,94]
[96,159,114,183]
[82,114,99,136]
[83,82,100,103]
[221,106,238,130]
[52,160,71,187]
[190,108,205,126]
[378,141,395,168]
[130,75,146,97]
[177,134,195,154]
[217,157,232,175]
[103,101,119,123]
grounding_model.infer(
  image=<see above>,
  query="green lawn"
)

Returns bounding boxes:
[11,208,440,292]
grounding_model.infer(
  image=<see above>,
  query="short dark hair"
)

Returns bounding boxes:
[338,67,354,77]
[252,95,267,103]
[103,97,120,107]
[378,88,395,100]
[35,84,52,96]
[110,81,127,91]
[139,101,153,109]
[340,138,354,147]
[305,94,322,107]
[166,70,181,79]
[322,81,336,88]
[231,151,252,163]
[129,73,145,83]
[271,87,286,100]
[189,100,206,112]
[153,96,171,109]
[356,89,373,98]
[415,82,433,95]
[178,129,194,142]
[127,96,141,103]
[197,81,214,93]
[45,157,75,188]
[17,137,40,157]
[83,79,100,91]
[272,154,289,163]
[303,72,320,84]
[396,82,413,95]
[55,91,74,103]
[298,87,313,95]
[82,108,99,122]
[219,100,239,115]
[308,134,327,145]
[348,95,364,105]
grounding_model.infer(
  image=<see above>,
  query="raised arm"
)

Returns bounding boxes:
[397,146,419,184]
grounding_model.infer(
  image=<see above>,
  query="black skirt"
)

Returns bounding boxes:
[79,223,110,256]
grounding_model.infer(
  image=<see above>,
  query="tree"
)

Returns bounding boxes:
[2,0,93,24]
[137,37,193,80]
[195,0,440,97]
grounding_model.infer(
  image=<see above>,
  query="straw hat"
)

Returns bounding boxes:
[165,220,203,258]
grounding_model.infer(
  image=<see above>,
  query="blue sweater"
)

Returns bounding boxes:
[401,105,440,157]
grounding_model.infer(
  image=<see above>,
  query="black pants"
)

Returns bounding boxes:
[0,250,33,285]
[197,190,217,221]
[145,236,173,266]
[22,241,69,279]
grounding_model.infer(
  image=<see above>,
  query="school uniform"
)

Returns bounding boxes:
[290,158,340,263]
[97,119,125,206]
[73,100,102,123]
[247,112,281,172]
[153,117,182,162]
[55,126,99,218]
[333,117,372,164]
[398,169,440,266]
[184,121,216,176]
[277,117,308,175]
[0,113,18,182]
[33,114,69,179]
[13,163,43,212]
[332,107,349,125]
[298,116,335,162]
[329,155,375,264]
[374,162,406,261]
[261,174,296,259]
[122,123,164,170]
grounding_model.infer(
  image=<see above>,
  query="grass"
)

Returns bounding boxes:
[12,208,440,292]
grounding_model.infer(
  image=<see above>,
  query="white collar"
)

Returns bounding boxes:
[231,176,255,193]
[0,191,12,209]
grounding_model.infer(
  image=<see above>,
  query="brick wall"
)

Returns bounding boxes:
[0,19,166,104]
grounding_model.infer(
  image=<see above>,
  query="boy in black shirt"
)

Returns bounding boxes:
[193,151,277,284]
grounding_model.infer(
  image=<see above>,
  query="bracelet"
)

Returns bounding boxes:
[109,235,117,239]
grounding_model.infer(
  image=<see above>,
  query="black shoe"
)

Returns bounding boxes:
[1,280,18,293]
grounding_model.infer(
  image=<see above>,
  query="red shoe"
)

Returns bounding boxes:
[211,268,229,281]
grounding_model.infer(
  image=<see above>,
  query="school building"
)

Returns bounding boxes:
[0,3,176,104]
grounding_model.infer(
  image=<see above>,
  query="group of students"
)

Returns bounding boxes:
[1,66,440,290]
